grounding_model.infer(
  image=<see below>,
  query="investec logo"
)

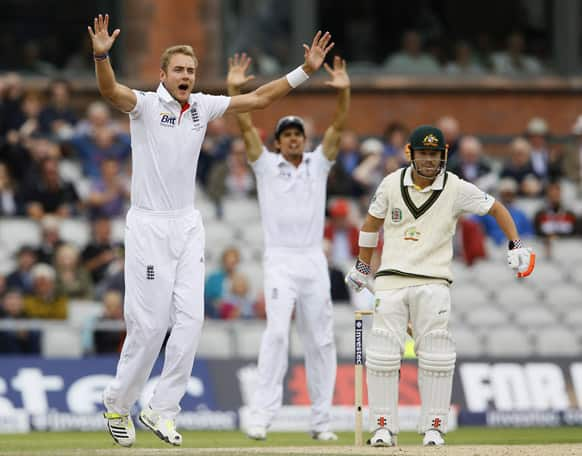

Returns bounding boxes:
[160,112,176,127]
[355,320,364,365]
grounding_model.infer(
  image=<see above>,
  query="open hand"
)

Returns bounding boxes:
[324,56,350,89]
[87,13,120,55]
[302,31,334,74]
[227,53,255,90]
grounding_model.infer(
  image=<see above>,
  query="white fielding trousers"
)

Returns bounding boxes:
[104,206,205,419]
[249,248,337,433]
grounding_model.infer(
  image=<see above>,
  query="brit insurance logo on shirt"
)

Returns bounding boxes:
[159,112,176,127]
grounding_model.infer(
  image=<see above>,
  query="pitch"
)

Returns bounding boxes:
[1,428,581,455]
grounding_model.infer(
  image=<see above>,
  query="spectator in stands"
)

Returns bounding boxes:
[6,246,37,294]
[35,215,64,264]
[562,115,582,194]
[82,217,123,287]
[0,161,22,215]
[54,243,93,299]
[23,263,67,319]
[74,100,117,136]
[218,272,256,319]
[70,120,131,179]
[436,116,461,158]
[445,41,486,76]
[93,289,125,354]
[199,118,233,188]
[383,30,440,75]
[323,240,349,303]
[38,79,77,140]
[324,198,359,267]
[382,121,408,160]
[327,131,364,197]
[448,136,497,193]
[207,137,256,217]
[475,177,534,245]
[23,156,80,220]
[86,157,130,218]
[0,289,41,354]
[0,73,24,136]
[5,90,43,140]
[525,117,550,178]
[501,137,543,197]
[534,181,578,238]
[205,246,240,319]
[353,138,387,193]
[492,32,543,76]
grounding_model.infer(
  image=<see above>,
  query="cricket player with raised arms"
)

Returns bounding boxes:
[88,13,334,447]
[227,53,350,441]
[346,125,535,447]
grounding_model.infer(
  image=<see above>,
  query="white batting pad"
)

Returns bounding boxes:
[366,327,402,434]
[416,329,456,434]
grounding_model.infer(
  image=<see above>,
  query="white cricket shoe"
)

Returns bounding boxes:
[103,412,135,447]
[246,425,267,440]
[312,431,338,441]
[423,429,445,446]
[369,427,394,447]
[139,407,182,446]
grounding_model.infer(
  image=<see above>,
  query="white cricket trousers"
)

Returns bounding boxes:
[250,248,336,433]
[104,205,205,419]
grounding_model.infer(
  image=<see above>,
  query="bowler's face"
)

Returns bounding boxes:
[160,53,196,105]
[276,128,306,161]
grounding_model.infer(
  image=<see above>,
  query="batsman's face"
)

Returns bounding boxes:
[414,149,442,178]
[160,53,197,105]
[276,128,306,161]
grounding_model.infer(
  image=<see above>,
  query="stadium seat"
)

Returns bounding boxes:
[565,308,582,328]
[495,285,541,308]
[205,222,236,249]
[484,326,534,357]
[534,325,580,356]
[239,221,264,251]
[464,305,509,327]
[545,284,581,314]
[232,321,266,358]
[0,250,15,275]
[110,217,126,243]
[512,305,558,327]
[471,260,516,289]
[290,325,303,358]
[451,326,484,357]
[450,283,492,314]
[551,238,582,267]
[42,324,83,358]
[197,321,234,359]
[0,218,41,254]
[222,198,261,224]
[68,299,104,328]
[529,262,563,288]
[59,218,91,248]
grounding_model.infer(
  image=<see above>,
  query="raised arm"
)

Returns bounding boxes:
[321,56,351,161]
[88,14,136,113]
[226,53,263,162]
[225,31,334,115]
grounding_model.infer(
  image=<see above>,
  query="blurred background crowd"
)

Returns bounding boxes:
[1,0,582,359]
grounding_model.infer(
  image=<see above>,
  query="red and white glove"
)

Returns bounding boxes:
[345,259,372,292]
[507,239,535,278]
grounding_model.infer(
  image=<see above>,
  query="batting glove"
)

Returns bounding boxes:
[507,239,535,278]
[345,259,371,292]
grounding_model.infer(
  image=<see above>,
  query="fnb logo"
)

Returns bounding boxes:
[160,112,176,127]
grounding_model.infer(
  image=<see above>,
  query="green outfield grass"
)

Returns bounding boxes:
[0,427,581,453]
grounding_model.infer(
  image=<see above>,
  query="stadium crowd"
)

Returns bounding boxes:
[1,71,581,355]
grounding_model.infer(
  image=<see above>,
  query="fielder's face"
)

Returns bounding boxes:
[276,127,306,161]
[160,53,197,105]
[413,149,442,179]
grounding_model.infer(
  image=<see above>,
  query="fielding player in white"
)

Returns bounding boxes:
[226,53,351,441]
[346,125,535,447]
[88,13,334,447]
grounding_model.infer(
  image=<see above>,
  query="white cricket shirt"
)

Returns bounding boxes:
[251,145,333,249]
[128,84,230,211]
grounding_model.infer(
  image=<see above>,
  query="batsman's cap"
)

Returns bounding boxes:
[409,125,446,151]
[274,115,305,139]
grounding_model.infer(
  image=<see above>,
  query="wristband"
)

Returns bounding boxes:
[355,258,371,276]
[508,239,523,250]
[358,231,379,248]
[94,53,109,61]
[286,65,309,88]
